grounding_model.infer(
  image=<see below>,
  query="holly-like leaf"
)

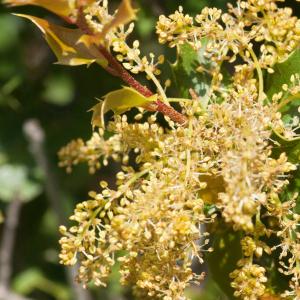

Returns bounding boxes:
[4,0,74,18]
[266,49,300,99]
[172,41,213,107]
[102,0,136,37]
[15,14,108,67]
[80,0,136,46]
[90,86,157,128]
[266,49,300,154]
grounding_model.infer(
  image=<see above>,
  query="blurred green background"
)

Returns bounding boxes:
[0,1,298,299]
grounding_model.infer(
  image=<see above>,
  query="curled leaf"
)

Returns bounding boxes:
[101,0,136,38]
[90,86,157,128]
[15,14,107,67]
[4,0,74,18]
[80,0,137,46]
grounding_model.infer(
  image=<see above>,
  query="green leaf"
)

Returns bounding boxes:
[288,142,300,163]
[206,223,242,298]
[15,14,108,67]
[90,86,157,128]
[0,165,42,202]
[266,49,300,98]
[272,136,300,164]
[265,49,300,148]
[172,41,213,107]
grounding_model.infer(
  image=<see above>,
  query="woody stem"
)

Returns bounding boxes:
[76,10,187,125]
[98,46,187,125]
[98,45,153,97]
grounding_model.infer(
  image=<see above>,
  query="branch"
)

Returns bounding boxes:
[23,120,93,300]
[98,45,153,97]
[0,197,31,300]
[98,46,187,125]
[0,197,22,290]
[76,11,187,125]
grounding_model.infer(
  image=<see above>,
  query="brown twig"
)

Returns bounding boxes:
[23,120,93,300]
[0,197,31,300]
[98,45,187,124]
[0,197,22,290]
[98,45,153,97]
[76,9,187,125]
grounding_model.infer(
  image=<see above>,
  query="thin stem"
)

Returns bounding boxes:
[273,128,300,142]
[81,167,151,238]
[248,46,264,103]
[185,119,193,182]
[277,93,300,111]
[145,70,168,103]
[168,98,191,103]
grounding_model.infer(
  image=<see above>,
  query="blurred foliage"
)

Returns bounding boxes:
[0,0,298,299]
[13,268,70,300]
[0,164,42,202]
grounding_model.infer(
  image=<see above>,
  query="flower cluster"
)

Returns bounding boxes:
[57,1,300,298]
[82,0,164,81]
[59,85,297,298]
[6,0,300,299]
[157,0,300,93]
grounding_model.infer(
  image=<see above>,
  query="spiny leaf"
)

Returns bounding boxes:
[272,133,300,163]
[15,14,107,67]
[101,0,136,37]
[90,86,157,128]
[4,0,74,18]
[266,49,300,145]
[80,0,136,46]
[172,41,213,107]
[266,49,300,99]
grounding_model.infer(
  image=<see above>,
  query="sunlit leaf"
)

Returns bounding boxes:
[80,0,136,46]
[15,14,108,67]
[4,0,74,18]
[90,86,157,128]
